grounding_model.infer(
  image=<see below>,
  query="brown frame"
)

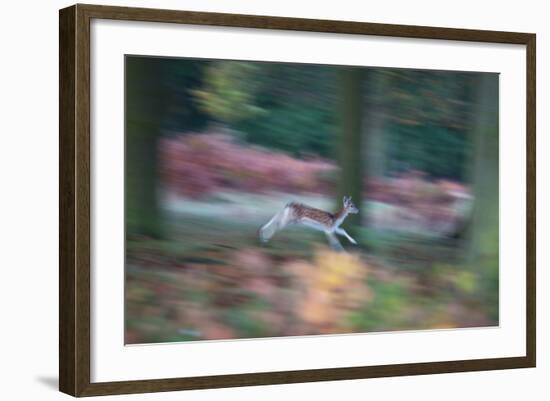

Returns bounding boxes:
[59,3,536,397]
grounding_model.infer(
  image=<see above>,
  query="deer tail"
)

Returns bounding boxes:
[259,205,291,242]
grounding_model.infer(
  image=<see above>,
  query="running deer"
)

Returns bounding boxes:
[259,196,359,251]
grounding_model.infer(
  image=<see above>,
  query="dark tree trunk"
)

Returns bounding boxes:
[125,57,170,239]
[337,67,365,231]
[364,69,390,181]
[466,73,499,265]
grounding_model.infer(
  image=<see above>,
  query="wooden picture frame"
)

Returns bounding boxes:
[59,3,536,397]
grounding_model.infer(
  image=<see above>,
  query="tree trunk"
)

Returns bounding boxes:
[337,67,365,231]
[365,69,390,180]
[125,57,169,239]
[466,73,499,265]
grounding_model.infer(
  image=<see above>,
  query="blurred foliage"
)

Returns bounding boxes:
[239,103,334,157]
[386,123,468,179]
[181,61,477,179]
[192,62,264,125]
[348,279,410,331]
[126,215,498,343]
[160,134,334,198]
[297,249,371,332]
[236,64,337,158]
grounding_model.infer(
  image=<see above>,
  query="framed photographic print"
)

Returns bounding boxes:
[59,3,536,397]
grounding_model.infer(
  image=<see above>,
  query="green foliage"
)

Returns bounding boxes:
[479,255,499,322]
[386,123,470,179]
[233,63,337,158]
[192,62,265,124]
[356,226,402,252]
[348,279,410,331]
[223,303,270,337]
[238,103,336,157]
[454,270,477,294]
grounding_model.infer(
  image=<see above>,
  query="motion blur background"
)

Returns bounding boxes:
[125,56,499,344]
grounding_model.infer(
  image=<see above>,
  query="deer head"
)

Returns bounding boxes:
[343,196,359,214]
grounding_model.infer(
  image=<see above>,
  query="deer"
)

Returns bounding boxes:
[259,196,359,251]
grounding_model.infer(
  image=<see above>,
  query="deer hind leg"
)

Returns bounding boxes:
[259,206,293,242]
[325,232,345,252]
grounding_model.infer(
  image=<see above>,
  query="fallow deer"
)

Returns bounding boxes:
[259,196,359,251]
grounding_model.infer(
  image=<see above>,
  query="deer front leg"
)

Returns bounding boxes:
[335,228,357,244]
[325,232,345,252]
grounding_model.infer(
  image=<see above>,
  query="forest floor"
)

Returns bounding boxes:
[125,192,498,344]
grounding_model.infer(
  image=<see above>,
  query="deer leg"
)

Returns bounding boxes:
[325,232,345,252]
[260,209,284,242]
[278,206,293,229]
[335,228,357,244]
[259,206,295,242]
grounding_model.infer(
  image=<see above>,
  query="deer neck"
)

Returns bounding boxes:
[332,209,349,229]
